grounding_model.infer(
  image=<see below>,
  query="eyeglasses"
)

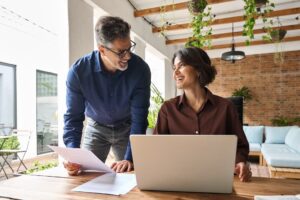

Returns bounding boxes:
[103,40,136,59]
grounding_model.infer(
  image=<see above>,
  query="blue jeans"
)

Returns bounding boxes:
[82,118,131,162]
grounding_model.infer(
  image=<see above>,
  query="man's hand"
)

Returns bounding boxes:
[235,162,252,182]
[111,160,133,173]
[63,161,82,176]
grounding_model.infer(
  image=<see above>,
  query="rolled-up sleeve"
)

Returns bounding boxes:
[63,67,85,148]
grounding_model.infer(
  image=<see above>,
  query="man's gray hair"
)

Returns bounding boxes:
[95,16,131,46]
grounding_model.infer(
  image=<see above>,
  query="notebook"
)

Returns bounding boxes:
[130,135,237,193]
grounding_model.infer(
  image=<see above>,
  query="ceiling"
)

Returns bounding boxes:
[128,0,300,51]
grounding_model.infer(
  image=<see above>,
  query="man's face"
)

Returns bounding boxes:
[99,37,136,72]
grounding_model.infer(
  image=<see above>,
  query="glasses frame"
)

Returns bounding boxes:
[103,40,136,59]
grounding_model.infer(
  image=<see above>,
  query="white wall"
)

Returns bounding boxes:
[0,0,67,158]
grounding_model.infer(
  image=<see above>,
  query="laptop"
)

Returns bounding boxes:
[130,135,237,193]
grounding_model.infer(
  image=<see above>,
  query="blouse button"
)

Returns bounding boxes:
[195,131,199,134]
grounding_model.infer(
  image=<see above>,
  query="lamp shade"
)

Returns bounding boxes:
[221,23,246,63]
[221,44,245,63]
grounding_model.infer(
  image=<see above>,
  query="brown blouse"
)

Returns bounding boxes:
[153,88,249,163]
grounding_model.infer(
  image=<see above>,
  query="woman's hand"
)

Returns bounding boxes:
[235,162,252,182]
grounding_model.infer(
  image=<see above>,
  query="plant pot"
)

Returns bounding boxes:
[255,0,267,8]
[188,0,207,15]
[271,29,287,42]
[146,127,154,135]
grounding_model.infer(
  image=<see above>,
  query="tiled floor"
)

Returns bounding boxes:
[251,163,270,178]
[0,152,58,181]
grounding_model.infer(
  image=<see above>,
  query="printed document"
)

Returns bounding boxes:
[72,173,137,195]
[255,195,300,200]
[49,146,114,173]
[49,146,137,195]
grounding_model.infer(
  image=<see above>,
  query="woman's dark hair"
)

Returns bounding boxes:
[95,16,131,46]
[172,47,217,87]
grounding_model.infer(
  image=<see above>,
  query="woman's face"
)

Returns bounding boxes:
[172,56,200,89]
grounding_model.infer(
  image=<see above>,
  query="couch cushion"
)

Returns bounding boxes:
[243,126,264,144]
[261,144,300,168]
[249,143,261,152]
[285,127,300,153]
[264,126,295,144]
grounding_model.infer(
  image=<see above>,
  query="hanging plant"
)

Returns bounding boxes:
[185,0,214,48]
[262,17,287,64]
[243,0,257,45]
[158,1,176,37]
[243,0,275,45]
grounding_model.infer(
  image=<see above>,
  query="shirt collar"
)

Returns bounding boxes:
[94,50,102,72]
[177,87,216,108]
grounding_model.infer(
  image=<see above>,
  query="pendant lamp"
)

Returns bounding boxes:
[221,23,245,63]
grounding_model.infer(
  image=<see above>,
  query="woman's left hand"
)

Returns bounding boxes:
[235,162,252,182]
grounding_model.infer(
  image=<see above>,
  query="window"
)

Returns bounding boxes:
[0,62,16,129]
[36,70,58,154]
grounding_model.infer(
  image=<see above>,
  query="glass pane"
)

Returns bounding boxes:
[0,62,16,134]
[36,70,58,154]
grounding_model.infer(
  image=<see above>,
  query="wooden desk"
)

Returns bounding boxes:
[0,167,299,200]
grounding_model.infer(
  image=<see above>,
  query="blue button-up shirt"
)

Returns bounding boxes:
[63,50,151,161]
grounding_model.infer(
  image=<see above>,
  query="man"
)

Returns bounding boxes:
[63,16,151,174]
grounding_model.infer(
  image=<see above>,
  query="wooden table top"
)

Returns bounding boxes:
[0,167,299,200]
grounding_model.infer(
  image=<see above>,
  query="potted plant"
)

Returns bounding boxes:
[158,3,176,37]
[232,86,253,101]
[262,17,287,64]
[147,83,164,134]
[271,116,300,126]
[270,29,287,42]
[185,0,214,48]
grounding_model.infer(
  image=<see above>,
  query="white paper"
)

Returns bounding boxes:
[49,146,114,173]
[255,195,300,200]
[72,173,137,195]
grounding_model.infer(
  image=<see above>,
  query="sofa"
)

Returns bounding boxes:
[243,125,300,179]
[243,126,264,165]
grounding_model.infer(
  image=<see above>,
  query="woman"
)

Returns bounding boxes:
[153,47,251,182]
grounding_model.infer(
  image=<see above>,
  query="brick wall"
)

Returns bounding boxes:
[208,50,300,126]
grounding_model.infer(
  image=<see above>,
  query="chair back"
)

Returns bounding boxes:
[11,129,31,151]
[227,96,243,125]
[0,124,13,136]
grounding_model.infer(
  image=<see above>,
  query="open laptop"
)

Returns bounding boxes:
[130,135,237,193]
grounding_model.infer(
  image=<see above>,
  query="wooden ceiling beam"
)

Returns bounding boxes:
[202,36,300,50]
[134,0,233,17]
[153,7,300,33]
[166,24,300,45]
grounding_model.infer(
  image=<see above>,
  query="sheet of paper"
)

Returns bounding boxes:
[72,173,137,195]
[49,146,114,173]
[255,195,300,200]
